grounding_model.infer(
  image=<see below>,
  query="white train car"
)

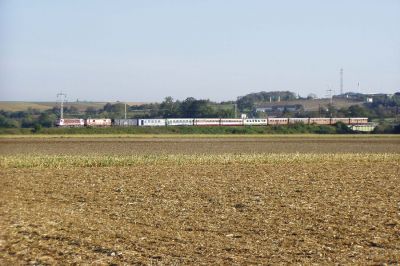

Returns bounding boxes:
[85,118,112,127]
[243,119,268,126]
[220,119,243,126]
[288,118,310,124]
[56,118,85,127]
[138,119,166,126]
[193,118,220,126]
[166,118,194,126]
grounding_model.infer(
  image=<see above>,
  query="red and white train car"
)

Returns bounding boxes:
[220,119,243,126]
[309,118,331,125]
[193,118,221,126]
[288,118,310,124]
[331,118,350,124]
[56,118,85,127]
[268,118,288,125]
[349,117,368,124]
[85,118,112,127]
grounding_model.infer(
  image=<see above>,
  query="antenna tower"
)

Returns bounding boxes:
[340,68,343,95]
[57,92,67,119]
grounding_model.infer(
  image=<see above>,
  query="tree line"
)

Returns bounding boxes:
[0,91,399,130]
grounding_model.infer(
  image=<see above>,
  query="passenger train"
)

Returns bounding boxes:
[56,117,369,127]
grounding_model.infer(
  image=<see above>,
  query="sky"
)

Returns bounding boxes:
[0,0,399,102]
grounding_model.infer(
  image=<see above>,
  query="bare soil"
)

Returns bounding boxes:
[0,137,399,264]
[1,136,399,155]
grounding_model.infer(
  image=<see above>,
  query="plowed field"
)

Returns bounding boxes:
[0,136,399,155]
[1,136,399,264]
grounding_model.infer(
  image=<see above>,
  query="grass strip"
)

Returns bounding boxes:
[0,134,399,139]
[1,153,398,168]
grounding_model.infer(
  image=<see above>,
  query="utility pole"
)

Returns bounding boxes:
[124,103,127,119]
[234,103,237,118]
[57,92,67,119]
[326,88,333,105]
[326,88,333,117]
[340,68,343,95]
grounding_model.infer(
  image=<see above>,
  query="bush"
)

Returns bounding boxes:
[333,122,355,134]
[0,123,378,135]
[393,124,400,134]
[32,124,43,133]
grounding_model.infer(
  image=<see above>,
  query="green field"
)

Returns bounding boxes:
[0,133,398,139]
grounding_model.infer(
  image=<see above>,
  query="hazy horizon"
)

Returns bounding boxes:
[1,0,399,102]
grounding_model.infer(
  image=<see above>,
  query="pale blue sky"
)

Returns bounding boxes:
[1,0,399,102]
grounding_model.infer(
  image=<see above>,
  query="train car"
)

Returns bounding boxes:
[243,119,268,126]
[309,118,331,125]
[349,117,368,124]
[268,118,288,125]
[193,118,221,126]
[166,118,194,126]
[138,119,166,126]
[288,118,310,124]
[113,119,138,127]
[220,119,243,126]
[56,118,85,127]
[85,118,112,127]
[331,118,350,124]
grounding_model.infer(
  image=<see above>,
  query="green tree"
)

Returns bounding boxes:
[347,105,369,117]
[38,113,56,127]
[0,114,19,128]
[159,97,181,118]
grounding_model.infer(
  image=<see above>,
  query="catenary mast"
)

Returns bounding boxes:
[57,92,67,119]
[340,68,343,95]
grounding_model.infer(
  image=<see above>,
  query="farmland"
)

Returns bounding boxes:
[1,136,400,264]
[1,135,399,155]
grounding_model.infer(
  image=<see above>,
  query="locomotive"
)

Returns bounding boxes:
[56,117,369,127]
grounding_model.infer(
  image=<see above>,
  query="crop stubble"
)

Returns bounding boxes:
[0,137,400,264]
